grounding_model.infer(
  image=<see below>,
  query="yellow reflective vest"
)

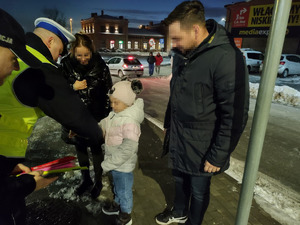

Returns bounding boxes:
[0,46,55,158]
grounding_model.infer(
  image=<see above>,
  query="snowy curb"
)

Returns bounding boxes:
[226,158,300,225]
[250,83,300,107]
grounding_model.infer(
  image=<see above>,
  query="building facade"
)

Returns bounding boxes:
[225,0,300,53]
[81,11,167,52]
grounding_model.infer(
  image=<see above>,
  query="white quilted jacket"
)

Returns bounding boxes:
[99,98,144,172]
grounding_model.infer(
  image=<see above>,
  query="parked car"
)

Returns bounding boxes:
[98,47,111,52]
[240,48,264,73]
[259,54,300,78]
[106,56,144,77]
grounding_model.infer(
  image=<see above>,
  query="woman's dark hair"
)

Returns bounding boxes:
[164,0,205,28]
[70,33,95,57]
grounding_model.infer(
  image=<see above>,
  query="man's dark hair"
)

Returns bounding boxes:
[164,1,205,28]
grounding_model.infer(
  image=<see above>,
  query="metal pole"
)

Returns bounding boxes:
[235,0,292,224]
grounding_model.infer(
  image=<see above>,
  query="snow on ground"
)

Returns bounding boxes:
[250,83,300,107]
[248,74,300,108]
[47,166,109,216]
[226,158,300,225]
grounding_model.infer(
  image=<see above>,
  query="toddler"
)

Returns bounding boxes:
[100,80,144,225]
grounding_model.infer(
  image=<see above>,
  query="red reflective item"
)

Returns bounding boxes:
[280,61,285,65]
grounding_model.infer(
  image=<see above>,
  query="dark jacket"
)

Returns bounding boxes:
[164,20,249,176]
[61,52,112,122]
[12,32,104,147]
[0,156,35,225]
[147,55,156,64]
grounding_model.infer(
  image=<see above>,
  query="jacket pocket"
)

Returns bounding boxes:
[182,122,214,141]
[194,83,204,115]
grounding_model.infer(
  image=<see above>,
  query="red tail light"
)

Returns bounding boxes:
[140,65,144,69]
[122,64,128,68]
[280,61,285,65]
[128,56,134,60]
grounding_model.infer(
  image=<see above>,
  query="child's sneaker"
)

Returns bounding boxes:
[155,208,187,224]
[102,201,120,215]
[115,212,132,225]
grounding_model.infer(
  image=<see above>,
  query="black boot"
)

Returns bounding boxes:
[75,170,93,196]
[91,180,103,199]
[91,148,104,199]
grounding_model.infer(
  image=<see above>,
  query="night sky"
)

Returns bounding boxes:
[1,0,242,33]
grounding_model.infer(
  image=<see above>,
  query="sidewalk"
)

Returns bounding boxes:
[24,116,281,225]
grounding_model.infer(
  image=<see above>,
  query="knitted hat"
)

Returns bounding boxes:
[109,80,143,106]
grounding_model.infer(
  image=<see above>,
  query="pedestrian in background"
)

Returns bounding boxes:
[60,33,112,199]
[0,9,57,225]
[147,52,155,76]
[155,1,249,225]
[100,80,144,225]
[155,52,163,74]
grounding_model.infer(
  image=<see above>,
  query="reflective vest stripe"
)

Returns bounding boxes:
[25,45,57,67]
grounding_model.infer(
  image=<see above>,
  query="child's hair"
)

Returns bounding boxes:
[109,79,143,106]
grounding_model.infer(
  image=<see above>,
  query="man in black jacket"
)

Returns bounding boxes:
[0,9,58,225]
[155,1,249,225]
[147,52,156,76]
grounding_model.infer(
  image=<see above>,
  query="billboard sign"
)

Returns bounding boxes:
[231,2,300,37]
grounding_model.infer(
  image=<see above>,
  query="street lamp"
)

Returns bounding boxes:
[70,18,73,33]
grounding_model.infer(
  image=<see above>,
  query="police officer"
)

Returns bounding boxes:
[0,12,104,205]
[0,9,58,225]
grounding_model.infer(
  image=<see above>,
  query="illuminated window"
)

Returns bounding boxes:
[159,39,164,50]
[110,40,115,49]
[115,26,119,33]
[143,42,147,50]
[119,40,123,49]
[150,43,155,50]
[128,41,131,49]
[134,41,138,49]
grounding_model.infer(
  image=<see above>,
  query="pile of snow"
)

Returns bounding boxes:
[226,158,300,225]
[250,83,300,107]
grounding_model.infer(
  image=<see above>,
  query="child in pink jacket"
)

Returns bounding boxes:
[99,80,144,225]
